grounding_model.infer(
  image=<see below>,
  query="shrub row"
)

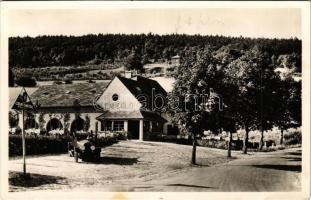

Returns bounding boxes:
[9,134,119,157]
[284,128,302,145]
[144,128,301,151]
[9,135,71,157]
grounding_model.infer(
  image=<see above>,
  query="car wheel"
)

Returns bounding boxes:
[95,152,101,162]
[74,152,79,163]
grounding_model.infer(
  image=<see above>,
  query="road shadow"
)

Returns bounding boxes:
[195,157,236,167]
[41,158,75,163]
[280,150,302,162]
[9,171,67,188]
[133,186,154,189]
[281,157,302,162]
[98,156,138,165]
[166,183,216,189]
[286,152,302,156]
[251,164,301,172]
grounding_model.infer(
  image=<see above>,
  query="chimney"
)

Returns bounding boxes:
[124,71,132,79]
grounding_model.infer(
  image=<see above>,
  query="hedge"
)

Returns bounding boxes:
[284,128,302,146]
[9,134,119,157]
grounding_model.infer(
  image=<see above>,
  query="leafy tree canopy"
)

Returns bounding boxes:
[15,76,37,87]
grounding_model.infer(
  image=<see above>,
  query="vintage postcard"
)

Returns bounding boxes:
[0,1,310,200]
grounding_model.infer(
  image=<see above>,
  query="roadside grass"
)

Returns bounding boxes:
[9,171,68,191]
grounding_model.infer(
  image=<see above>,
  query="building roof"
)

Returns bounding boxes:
[151,77,175,93]
[96,110,143,120]
[27,76,166,110]
[171,55,180,59]
[140,110,167,122]
[117,76,167,110]
[118,75,167,97]
[30,82,108,108]
[96,110,167,122]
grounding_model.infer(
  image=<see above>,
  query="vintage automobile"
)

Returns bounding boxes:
[68,135,101,163]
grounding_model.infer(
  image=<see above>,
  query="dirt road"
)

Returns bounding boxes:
[139,148,301,192]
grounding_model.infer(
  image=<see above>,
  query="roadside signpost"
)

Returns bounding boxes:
[21,91,27,175]
[10,87,36,176]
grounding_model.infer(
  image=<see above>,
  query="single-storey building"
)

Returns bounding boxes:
[171,55,181,66]
[143,55,180,76]
[10,73,175,140]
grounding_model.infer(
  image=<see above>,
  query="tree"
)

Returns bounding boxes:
[63,113,71,135]
[169,47,226,164]
[72,99,81,135]
[9,68,15,87]
[224,47,272,153]
[256,53,277,150]
[9,111,19,129]
[124,48,143,71]
[275,53,301,80]
[15,76,37,87]
[84,114,90,132]
[9,34,301,69]
[38,112,45,134]
[273,56,301,144]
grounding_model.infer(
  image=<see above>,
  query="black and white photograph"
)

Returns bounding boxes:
[0,1,310,200]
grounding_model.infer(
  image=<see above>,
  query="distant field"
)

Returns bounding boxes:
[85,66,125,76]
[37,80,111,86]
[13,61,177,82]
[12,64,123,81]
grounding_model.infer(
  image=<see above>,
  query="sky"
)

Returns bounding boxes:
[7,8,301,39]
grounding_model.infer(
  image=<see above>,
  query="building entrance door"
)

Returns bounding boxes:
[128,120,139,139]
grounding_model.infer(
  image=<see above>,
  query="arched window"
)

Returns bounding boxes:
[70,117,85,133]
[46,118,63,131]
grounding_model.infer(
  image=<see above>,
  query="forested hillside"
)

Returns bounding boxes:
[9,33,301,69]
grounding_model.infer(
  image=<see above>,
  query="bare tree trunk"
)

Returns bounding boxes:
[280,129,284,145]
[191,133,197,165]
[242,126,249,154]
[227,132,232,157]
[259,129,264,150]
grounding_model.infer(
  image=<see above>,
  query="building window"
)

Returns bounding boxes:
[101,120,112,131]
[113,121,124,131]
[101,120,124,131]
[112,94,119,101]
